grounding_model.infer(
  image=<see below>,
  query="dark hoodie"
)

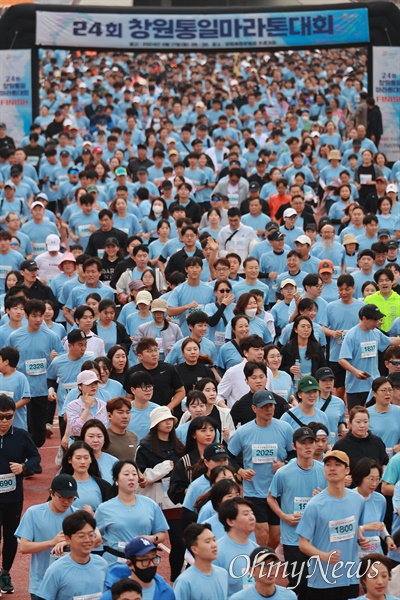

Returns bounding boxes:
[333,430,388,474]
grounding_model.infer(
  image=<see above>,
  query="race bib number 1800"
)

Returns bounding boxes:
[329,516,356,542]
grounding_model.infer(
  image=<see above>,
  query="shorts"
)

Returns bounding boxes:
[244,496,279,525]
[346,391,368,411]
[329,361,346,388]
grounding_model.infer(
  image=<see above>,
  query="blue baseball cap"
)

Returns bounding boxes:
[125,537,158,559]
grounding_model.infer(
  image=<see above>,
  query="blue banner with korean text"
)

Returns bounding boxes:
[36,9,370,49]
[0,50,32,145]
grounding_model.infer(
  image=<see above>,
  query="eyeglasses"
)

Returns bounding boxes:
[54,492,76,501]
[139,385,154,391]
[144,348,159,354]
[377,388,393,394]
[389,360,400,366]
[135,555,161,568]
[365,477,382,483]
[0,414,14,421]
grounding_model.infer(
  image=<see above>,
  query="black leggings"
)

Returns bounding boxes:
[167,517,186,582]
[0,501,23,572]
[27,396,49,448]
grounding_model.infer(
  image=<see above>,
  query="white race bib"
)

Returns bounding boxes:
[0,472,16,493]
[77,224,92,237]
[338,330,349,345]
[73,595,101,600]
[358,535,381,558]
[117,541,127,563]
[360,341,377,359]
[215,331,226,346]
[62,382,77,398]
[155,337,164,354]
[228,193,239,207]
[0,265,11,279]
[161,477,170,497]
[329,516,356,542]
[25,358,47,376]
[293,496,311,515]
[32,242,46,255]
[252,443,278,464]
[0,390,14,399]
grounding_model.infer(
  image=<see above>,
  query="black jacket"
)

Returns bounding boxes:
[163,247,204,281]
[0,426,40,503]
[280,339,326,379]
[168,448,201,505]
[136,437,183,472]
[85,228,128,257]
[333,430,388,473]
[275,203,316,229]
[231,391,289,427]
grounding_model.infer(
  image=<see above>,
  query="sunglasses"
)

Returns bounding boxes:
[0,414,14,421]
[218,289,231,293]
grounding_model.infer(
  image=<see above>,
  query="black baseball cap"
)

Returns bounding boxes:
[249,182,260,192]
[50,474,79,497]
[20,260,38,271]
[105,237,119,247]
[293,426,316,443]
[203,443,229,461]
[359,304,385,321]
[315,367,335,381]
[252,390,276,407]
[67,329,87,344]
[268,230,285,241]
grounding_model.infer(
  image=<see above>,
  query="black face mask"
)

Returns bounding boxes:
[132,564,157,583]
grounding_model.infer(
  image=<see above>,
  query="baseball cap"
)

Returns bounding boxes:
[203,443,229,461]
[252,390,276,407]
[315,367,335,381]
[92,145,103,154]
[305,223,317,232]
[133,96,141,103]
[376,176,387,183]
[297,376,320,393]
[387,184,398,193]
[249,546,279,568]
[295,235,311,245]
[249,182,260,192]
[359,304,385,320]
[60,150,70,158]
[50,474,79,498]
[323,450,350,467]
[169,149,179,156]
[378,228,391,238]
[105,237,119,247]
[293,426,316,443]
[150,406,177,429]
[86,185,98,194]
[67,329,87,344]
[267,230,285,242]
[58,252,76,269]
[352,138,362,147]
[36,192,49,203]
[20,259,38,271]
[31,201,45,210]
[166,137,176,145]
[137,167,148,175]
[10,166,22,176]
[128,279,145,292]
[318,259,334,274]
[388,240,398,249]
[280,278,297,289]
[283,208,297,218]
[160,180,173,190]
[125,537,158,559]
[342,233,359,246]
[115,167,127,177]
[310,131,320,138]
[136,290,152,305]
[0,123,6,130]
[77,370,101,386]
[4,180,16,189]
[151,298,168,312]
[46,234,61,251]
[195,101,205,108]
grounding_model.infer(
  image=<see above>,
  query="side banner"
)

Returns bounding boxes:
[373,47,400,163]
[36,9,370,49]
[0,50,32,144]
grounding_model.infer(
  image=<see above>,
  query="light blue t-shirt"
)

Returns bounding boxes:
[166,335,217,366]
[46,352,91,413]
[73,476,103,512]
[97,452,119,485]
[315,395,346,445]
[96,321,117,354]
[14,502,75,595]
[0,370,30,429]
[174,564,228,600]
[216,341,242,371]
[269,460,326,546]
[127,401,159,442]
[281,405,329,433]
[37,552,108,600]
[95,495,169,567]
[182,474,211,512]
[168,281,214,336]
[215,534,258,596]
[228,419,293,498]
[339,325,391,393]
[296,488,365,589]
[271,371,293,402]
[325,299,365,362]
[367,404,400,456]
[357,490,387,557]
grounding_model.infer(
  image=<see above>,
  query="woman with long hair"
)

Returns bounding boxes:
[60,441,113,513]
[94,460,168,567]
[140,268,161,300]
[142,197,170,242]
[80,418,118,485]
[168,416,218,506]
[264,344,294,403]
[281,315,326,379]
[92,299,130,354]
[175,338,217,396]
[228,292,271,343]
[94,356,124,398]
[109,196,141,237]
[204,279,236,351]
[65,370,108,440]
[194,378,235,442]
[136,406,186,581]
[107,345,129,385]
[43,299,67,340]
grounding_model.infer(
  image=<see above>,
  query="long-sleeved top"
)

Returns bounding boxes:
[66,397,108,436]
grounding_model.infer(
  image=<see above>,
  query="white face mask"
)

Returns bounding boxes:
[245,308,257,319]
[302,115,309,122]
[153,205,163,216]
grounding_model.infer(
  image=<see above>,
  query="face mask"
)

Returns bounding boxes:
[153,205,163,216]
[245,308,257,319]
[302,115,309,122]
[132,564,157,583]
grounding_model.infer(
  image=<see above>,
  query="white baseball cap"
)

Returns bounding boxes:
[283,208,297,218]
[295,235,312,245]
[46,234,60,251]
